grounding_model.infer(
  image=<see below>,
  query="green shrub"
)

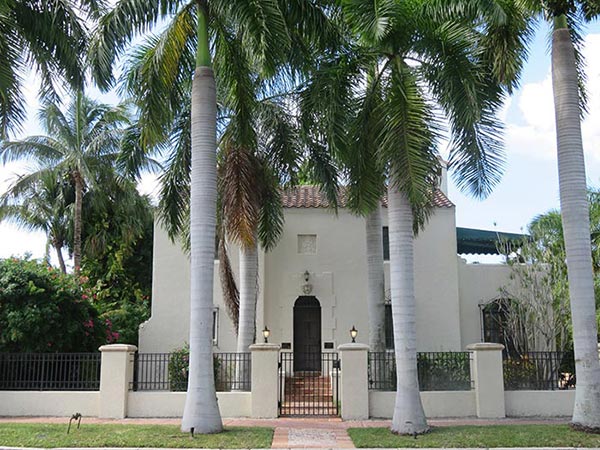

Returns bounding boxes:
[0,257,106,352]
[168,345,222,391]
[503,357,538,389]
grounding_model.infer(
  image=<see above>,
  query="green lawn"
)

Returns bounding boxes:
[0,423,273,448]
[348,425,600,448]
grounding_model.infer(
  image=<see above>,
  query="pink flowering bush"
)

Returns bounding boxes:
[0,257,106,352]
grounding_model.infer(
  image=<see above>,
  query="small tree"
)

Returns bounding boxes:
[498,238,571,354]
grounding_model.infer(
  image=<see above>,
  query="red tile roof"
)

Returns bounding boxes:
[281,186,454,209]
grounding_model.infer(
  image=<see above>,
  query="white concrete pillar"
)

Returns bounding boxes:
[338,343,369,420]
[250,343,280,418]
[467,343,505,418]
[99,344,137,419]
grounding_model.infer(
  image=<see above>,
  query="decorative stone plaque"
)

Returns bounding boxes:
[297,234,317,254]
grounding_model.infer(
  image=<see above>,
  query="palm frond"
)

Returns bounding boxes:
[256,162,284,251]
[120,3,195,147]
[0,30,26,138]
[213,0,289,77]
[89,0,185,90]
[378,60,440,232]
[218,232,240,333]
[0,137,64,165]
[218,137,261,248]
[157,103,191,240]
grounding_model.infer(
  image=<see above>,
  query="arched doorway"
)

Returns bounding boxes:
[293,296,321,371]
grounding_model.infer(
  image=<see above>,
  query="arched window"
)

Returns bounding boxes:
[480,298,518,356]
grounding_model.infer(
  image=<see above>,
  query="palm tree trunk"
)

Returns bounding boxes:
[181,1,223,434]
[366,206,386,353]
[54,241,67,274]
[73,170,83,274]
[237,241,258,352]
[388,187,428,435]
[235,241,258,388]
[552,16,600,430]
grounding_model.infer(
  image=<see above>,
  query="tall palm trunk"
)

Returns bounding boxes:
[181,2,223,433]
[54,240,67,274]
[73,170,83,273]
[366,206,386,352]
[552,16,600,430]
[237,241,258,352]
[235,241,258,388]
[388,187,428,435]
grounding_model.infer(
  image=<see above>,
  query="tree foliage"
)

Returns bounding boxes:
[0,257,108,352]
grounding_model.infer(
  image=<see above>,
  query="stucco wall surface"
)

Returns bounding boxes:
[505,390,574,417]
[458,261,512,348]
[144,203,471,354]
[369,391,476,418]
[127,392,251,418]
[0,391,99,416]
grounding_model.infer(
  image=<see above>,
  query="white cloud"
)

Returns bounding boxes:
[506,33,600,163]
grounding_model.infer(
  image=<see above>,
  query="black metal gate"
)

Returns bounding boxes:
[278,352,340,416]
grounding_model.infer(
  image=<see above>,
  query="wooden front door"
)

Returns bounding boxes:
[293,296,321,371]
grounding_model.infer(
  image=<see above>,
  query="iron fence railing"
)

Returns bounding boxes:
[503,351,575,390]
[131,352,251,392]
[368,351,472,391]
[0,353,101,391]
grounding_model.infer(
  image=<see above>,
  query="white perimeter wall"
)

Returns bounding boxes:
[369,391,476,418]
[0,392,99,416]
[505,390,574,417]
[0,391,251,418]
[127,392,251,418]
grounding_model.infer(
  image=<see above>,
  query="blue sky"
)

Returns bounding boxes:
[1,21,600,262]
[449,22,600,234]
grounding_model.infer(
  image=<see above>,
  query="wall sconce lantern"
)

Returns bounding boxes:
[302,270,313,295]
[350,325,358,343]
[262,326,271,343]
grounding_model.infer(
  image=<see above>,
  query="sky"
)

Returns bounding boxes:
[1,21,600,263]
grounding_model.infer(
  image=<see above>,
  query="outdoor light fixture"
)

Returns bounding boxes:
[262,326,271,343]
[350,325,358,343]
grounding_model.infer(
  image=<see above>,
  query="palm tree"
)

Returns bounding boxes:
[90,0,338,433]
[300,0,529,434]
[0,0,99,138]
[0,170,71,273]
[546,2,600,430]
[439,0,600,429]
[0,92,134,273]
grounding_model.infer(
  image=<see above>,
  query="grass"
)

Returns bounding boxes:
[0,423,273,448]
[348,424,600,448]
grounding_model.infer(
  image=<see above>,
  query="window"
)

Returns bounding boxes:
[385,303,394,349]
[481,299,517,356]
[212,308,219,345]
[297,234,317,254]
[382,227,389,261]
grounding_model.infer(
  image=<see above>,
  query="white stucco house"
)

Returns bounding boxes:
[139,169,523,357]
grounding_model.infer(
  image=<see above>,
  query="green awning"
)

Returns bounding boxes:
[456,227,527,255]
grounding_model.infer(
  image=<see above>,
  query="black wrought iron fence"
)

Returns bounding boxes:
[503,351,575,390]
[0,353,101,391]
[368,351,472,391]
[131,352,251,392]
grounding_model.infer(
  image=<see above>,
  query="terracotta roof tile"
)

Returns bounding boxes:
[281,186,454,209]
